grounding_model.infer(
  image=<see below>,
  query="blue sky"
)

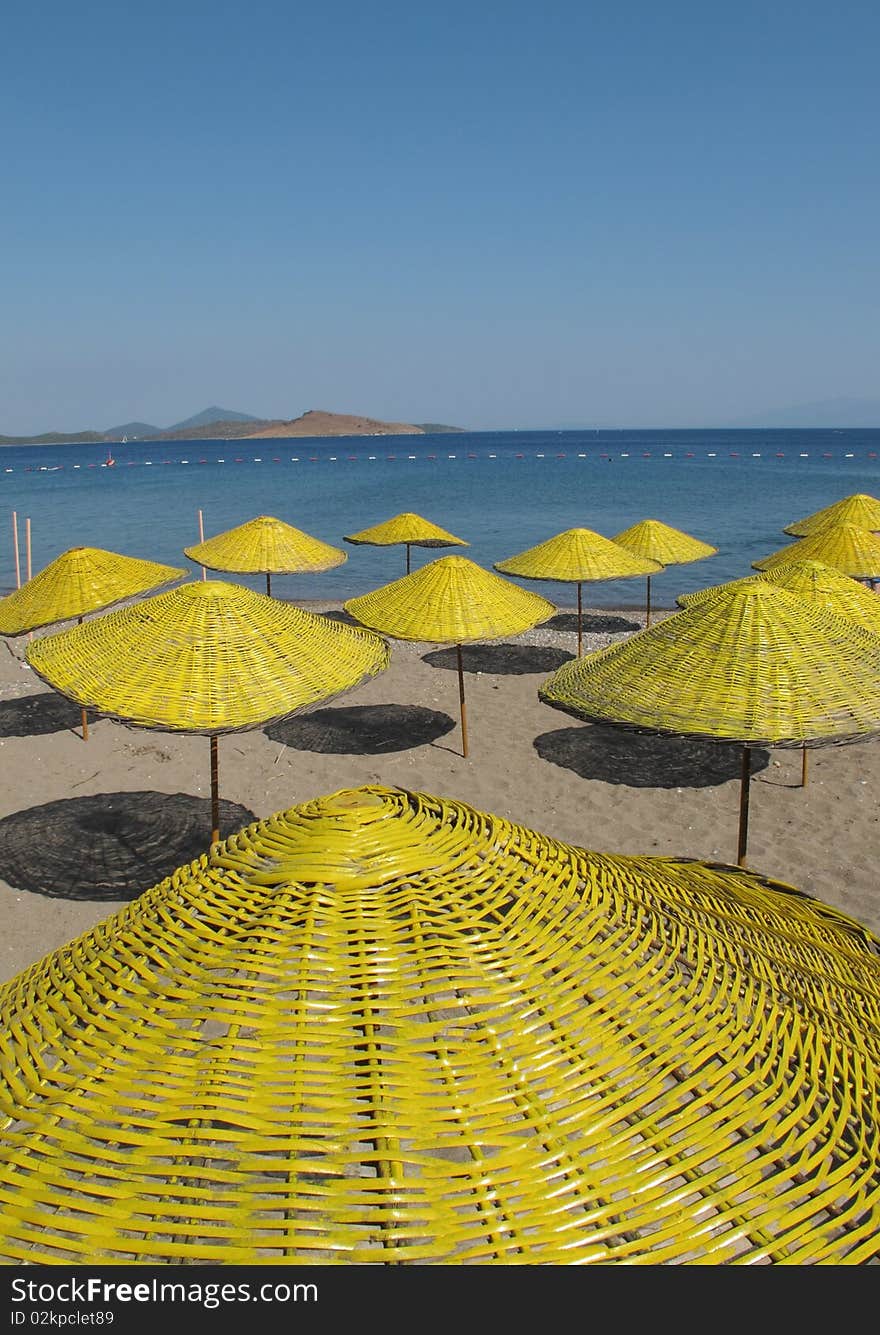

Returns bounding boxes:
[2,0,878,432]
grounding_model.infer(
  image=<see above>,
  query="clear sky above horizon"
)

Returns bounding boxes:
[3,0,879,434]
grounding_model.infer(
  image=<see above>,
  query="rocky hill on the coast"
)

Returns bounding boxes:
[1,407,464,445]
[247,410,432,438]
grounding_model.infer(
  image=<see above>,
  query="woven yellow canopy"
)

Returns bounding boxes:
[27,580,387,733]
[184,515,346,595]
[611,518,718,628]
[678,559,880,636]
[0,546,187,637]
[346,554,554,645]
[26,581,389,840]
[1,783,878,1265]
[344,511,468,573]
[344,511,467,548]
[494,527,660,583]
[784,492,880,537]
[345,556,554,756]
[611,517,718,566]
[753,522,880,580]
[539,582,880,863]
[494,528,660,653]
[540,581,880,746]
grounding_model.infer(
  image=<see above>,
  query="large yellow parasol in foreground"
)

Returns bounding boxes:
[494,528,660,655]
[344,511,468,573]
[345,555,554,756]
[0,546,187,740]
[184,514,346,596]
[1,783,878,1264]
[611,518,717,628]
[26,581,389,841]
[784,492,880,537]
[753,522,880,582]
[539,582,880,865]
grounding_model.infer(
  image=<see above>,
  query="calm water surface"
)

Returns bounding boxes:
[2,428,878,610]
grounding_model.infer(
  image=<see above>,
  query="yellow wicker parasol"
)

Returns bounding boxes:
[539,582,880,865]
[678,560,880,786]
[345,555,554,755]
[784,492,880,537]
[611,518,718,628]
[679,558,880,634]
[184,514,346,596]
[753,521,880,582]
[0,546,187,740]
[344,511,468,573]
[26,580,389,841]
[0,546,186,636]
[1,783,878,1264]
[494,528,660,655]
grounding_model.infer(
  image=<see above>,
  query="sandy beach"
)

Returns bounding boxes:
[1,598,879,985]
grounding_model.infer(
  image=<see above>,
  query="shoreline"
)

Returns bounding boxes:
[1,600,878,985]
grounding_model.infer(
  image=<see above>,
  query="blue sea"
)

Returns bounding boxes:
[2,427,879,610]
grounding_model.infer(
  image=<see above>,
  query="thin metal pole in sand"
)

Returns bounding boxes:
[197,510,207,580]
[645,574,652,629]
[11,512,21,589]
[737,745,752,866]
[577,582,583,657]
[210,736,220,843]
[456,643,469,758]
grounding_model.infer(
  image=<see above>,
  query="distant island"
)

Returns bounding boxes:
[246,410,457,438]
[0,406,465,446]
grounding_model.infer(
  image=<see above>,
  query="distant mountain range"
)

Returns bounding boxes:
[0,407,465,446]
[539,398,880,430]
[6,395,877,445]
[104,407,262,438]
[726,398,880,428]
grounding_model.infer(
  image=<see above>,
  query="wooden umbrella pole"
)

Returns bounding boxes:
[577,583,583,657]
[12,512,21,588]
[266,572,272,597]
[77,617,89,741]
[210,736,220,843]
[456,643,469,758]
[737,745,752,866]
[197,509,207,580]
[406,543,411,575]
[801,743,808,787]
[25,519,33,641]
[646,574,652,629]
